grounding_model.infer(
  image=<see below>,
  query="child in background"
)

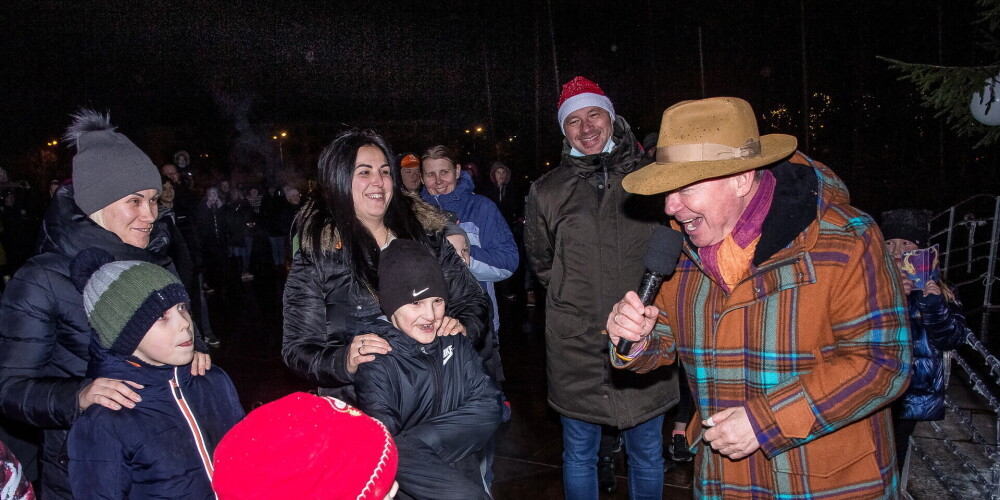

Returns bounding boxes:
[880,209,968,476]
[66,248,244,499]
[212,392,399,500]
[444,224,471,266]
[355,239,502,500]
[444,224,506,412]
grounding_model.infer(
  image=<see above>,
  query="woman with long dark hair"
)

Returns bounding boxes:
[282,129,489,404]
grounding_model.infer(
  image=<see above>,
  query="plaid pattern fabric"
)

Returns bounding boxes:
[614,155,911,499]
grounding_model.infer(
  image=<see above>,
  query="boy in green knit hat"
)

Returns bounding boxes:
[66,248,243,499]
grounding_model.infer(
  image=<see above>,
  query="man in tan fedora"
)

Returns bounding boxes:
[606,97,912,498]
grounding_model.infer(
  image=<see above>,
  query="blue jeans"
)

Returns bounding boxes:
[561,414,665,500]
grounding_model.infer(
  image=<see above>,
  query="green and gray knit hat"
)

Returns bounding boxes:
[70,248,189,356]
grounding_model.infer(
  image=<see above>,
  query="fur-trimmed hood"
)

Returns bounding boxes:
[296,190,452,254]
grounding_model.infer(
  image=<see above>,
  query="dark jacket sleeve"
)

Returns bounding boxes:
[281,251,355,388]
[432,234,491,351]
[915,292,968,351]
[67,412,130,499]
[354,358,404,436]
[400,338,501,464]
[0,262,89,428]
[523,183,553,289]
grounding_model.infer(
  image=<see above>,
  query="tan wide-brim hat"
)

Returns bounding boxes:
[623,97,798,195]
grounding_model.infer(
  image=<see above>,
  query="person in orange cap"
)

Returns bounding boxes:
[398,153,422,192]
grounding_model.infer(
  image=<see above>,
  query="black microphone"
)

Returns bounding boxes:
[615,226,685,356]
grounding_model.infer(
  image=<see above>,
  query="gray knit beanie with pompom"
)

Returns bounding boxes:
[63,109,161,215]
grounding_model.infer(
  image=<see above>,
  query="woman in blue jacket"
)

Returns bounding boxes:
[420,145,518,385]
[881,209,968,472]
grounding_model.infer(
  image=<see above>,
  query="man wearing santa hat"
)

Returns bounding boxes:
[524,77,679,499]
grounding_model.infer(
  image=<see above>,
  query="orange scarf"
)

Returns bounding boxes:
[714,234,762,291]
[698,170,776,293]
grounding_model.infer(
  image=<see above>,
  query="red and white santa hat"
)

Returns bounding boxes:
[213,392,398,500]
[557,76,616,135]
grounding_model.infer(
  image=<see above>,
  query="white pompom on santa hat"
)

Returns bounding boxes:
[557,76,616,135]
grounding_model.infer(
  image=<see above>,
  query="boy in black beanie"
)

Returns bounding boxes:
[354,239,502,500]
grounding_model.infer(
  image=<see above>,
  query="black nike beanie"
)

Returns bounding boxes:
[378,239,449,317]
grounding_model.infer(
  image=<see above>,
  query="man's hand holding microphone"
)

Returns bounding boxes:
[607,290,659,354]
[607,226,684,356]
[605,225,761,460]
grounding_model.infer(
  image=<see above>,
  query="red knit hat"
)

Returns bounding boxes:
[557,76,616,134]
[213,392,398,500]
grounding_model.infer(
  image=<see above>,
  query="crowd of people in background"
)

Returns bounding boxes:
[0,76,972,500]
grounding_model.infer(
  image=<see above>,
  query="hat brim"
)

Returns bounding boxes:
[623,134,798,195]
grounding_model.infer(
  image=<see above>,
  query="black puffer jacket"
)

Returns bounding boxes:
[355,321,501,455]
[0,185,199,499]
[525,116,680,428]
[355,321,501,500]
[282,194,490,404]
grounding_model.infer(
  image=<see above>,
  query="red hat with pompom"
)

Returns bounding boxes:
[213,392,397,500]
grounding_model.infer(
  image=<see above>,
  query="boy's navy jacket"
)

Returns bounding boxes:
[354,321,502,463]
[67,344,244,499]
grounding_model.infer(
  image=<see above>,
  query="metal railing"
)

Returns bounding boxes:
[926,195,1000,499]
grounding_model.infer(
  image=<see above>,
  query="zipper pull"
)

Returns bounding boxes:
[170,370,183,400]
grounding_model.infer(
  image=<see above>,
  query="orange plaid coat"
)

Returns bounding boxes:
[614,154,911,499]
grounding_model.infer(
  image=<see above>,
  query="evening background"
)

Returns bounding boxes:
[1,0,997,215]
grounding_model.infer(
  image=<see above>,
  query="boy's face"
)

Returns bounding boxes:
[134,303,195,366]
[446,234,470,266]
[390,297,446,344]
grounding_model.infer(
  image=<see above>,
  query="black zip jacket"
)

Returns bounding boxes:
[355,322,501,499]
[896,291,968,420]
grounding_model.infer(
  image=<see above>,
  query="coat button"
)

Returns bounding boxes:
[754,287,761,293]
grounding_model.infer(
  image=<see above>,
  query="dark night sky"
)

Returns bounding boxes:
[1,0,994,212]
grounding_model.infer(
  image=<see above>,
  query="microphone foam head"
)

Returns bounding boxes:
[644,226,685,274]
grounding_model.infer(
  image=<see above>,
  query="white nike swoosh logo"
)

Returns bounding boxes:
[412,287,430,296]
